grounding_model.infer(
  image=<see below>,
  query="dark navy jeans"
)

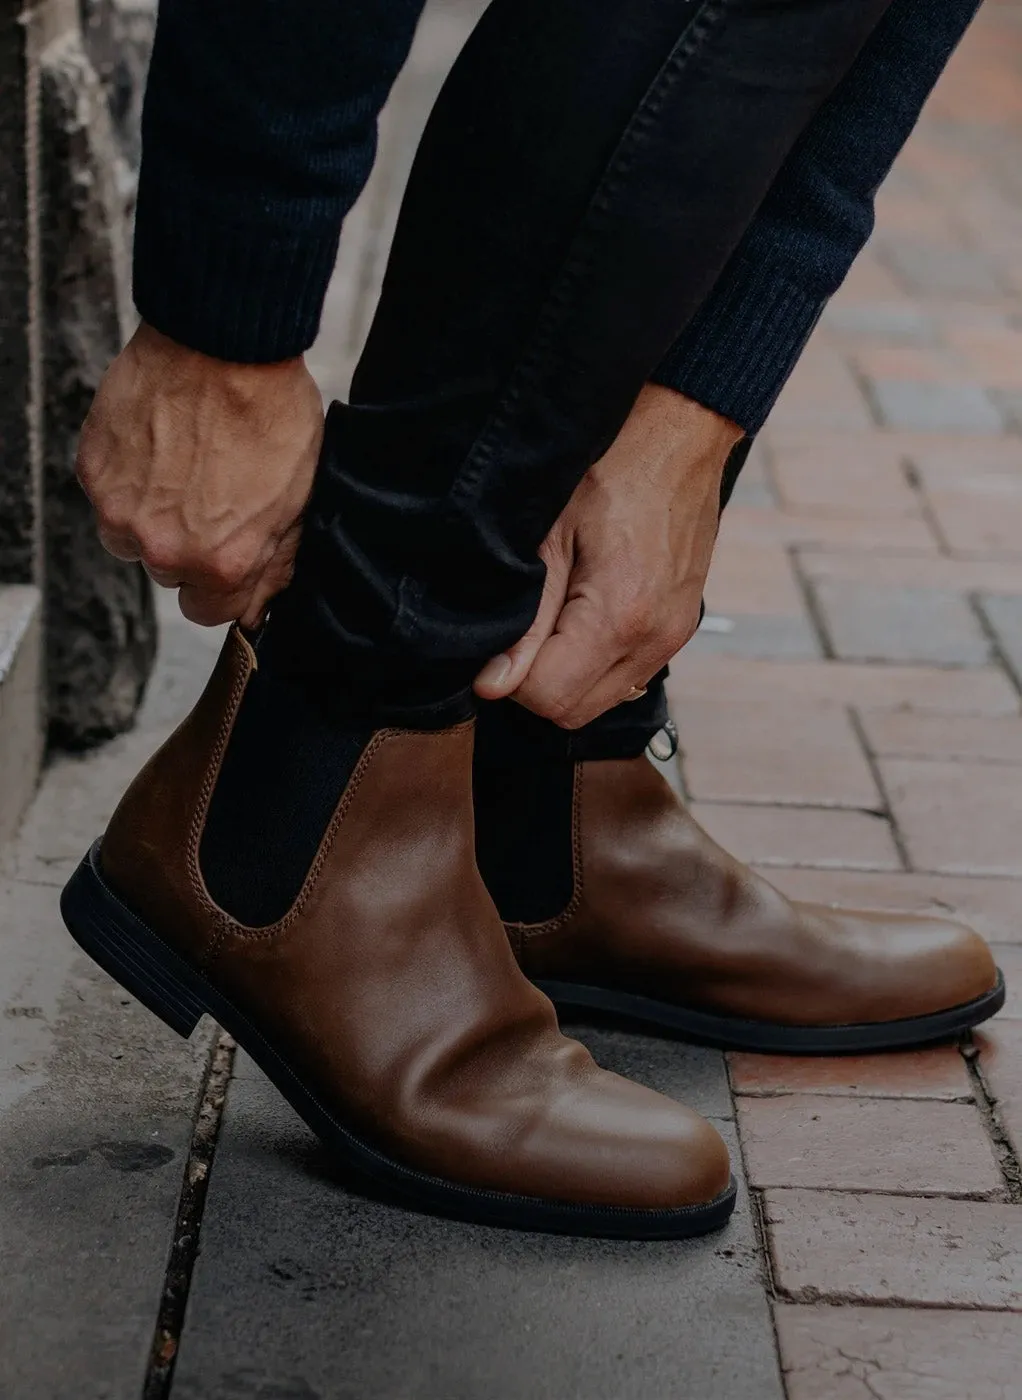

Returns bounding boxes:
[270,0,893,745]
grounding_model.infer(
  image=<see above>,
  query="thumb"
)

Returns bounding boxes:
[237,523,302,629]
[474,531,573,700]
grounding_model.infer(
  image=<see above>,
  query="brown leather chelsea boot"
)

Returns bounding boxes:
[60,630,735,1236]
[506,755,1004,1054]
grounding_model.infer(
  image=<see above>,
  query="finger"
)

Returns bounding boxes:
[473,544,572,701]
[562,659,654,729]
[176,584,252,629]
[143,564,184,589]
[518,650,650,730]
[97,524,143,563]
[511,597,626,723]
[237,525,303,628]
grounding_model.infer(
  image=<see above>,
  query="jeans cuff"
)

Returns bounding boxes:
[475,677,670,765]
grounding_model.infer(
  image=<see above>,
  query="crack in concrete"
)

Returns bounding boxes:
[143,1028,235,1400]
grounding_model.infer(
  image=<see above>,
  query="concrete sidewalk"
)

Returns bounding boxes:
[3,1,1022,1395]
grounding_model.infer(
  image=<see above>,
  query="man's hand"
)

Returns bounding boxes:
[76,321,324,627]
[474,385,742,728]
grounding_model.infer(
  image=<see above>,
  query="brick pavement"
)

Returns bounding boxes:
[669,3,1022,1391]
[2,3,1021,1398]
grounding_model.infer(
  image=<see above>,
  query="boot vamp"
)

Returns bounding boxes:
[586,881,999,1026]
[209,728,728,1208]
[216,884,730,1206]
[548,757,998,1027]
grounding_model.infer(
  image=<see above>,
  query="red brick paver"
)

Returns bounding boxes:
[691,3,1022,1385]
[775,1304,1022,1400]
[738,1095,1001,1195]
[687,802,901,871]
[858,708,1022,764]
[667,652,1020,713]
[880,757,1022,876]
[729,1046,972,1100]
[766,1191,1022,1307]
[678,698,880,808]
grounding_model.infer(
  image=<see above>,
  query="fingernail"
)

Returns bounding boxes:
[477,654,512,688]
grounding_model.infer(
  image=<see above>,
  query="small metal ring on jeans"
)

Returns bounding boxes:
[623,686,647,702]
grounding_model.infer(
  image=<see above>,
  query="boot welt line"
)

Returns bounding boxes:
[61,841,737,1240]
[537,974,1006,1055]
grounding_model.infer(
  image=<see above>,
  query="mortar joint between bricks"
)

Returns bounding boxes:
[969,592,1022,699]
[847,707,912,868]
[961,1031,1022,1205]
[788,546,837,661]
[846,354,888,431]
[901,451,953,557]
[725,1054,782,1301]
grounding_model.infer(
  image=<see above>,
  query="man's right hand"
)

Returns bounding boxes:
[76,321,324,627]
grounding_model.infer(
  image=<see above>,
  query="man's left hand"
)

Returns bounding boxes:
[473,385,742,729]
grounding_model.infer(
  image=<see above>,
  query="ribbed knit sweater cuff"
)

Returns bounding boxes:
[133,164,341,364]
[651,257,826,435]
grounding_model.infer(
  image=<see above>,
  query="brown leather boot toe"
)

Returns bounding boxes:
[510,755,1004,1054]
[60,631,734,1236]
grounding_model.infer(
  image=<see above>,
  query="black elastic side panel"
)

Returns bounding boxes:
[472,754,576,925]
[199,665,371,927]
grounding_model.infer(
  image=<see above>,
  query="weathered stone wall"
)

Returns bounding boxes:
[0,0,43,589]
[40,12,158,747]
[1,0,158,751]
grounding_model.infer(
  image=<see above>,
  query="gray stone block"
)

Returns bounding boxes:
[80,0,156,167]
[0,589,218,1399]
[39,29,157,749]
[867,379,1004,433]
[809,579,992,667]
[686,613,823,660]
[0,586,43,844]
[0,875,214,1400]
[172,1059,781,1400]
[0,0,42,587]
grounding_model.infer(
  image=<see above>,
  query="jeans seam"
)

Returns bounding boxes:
[391,0,731,641]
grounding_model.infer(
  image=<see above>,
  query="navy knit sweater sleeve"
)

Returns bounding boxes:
[652,0,983,433]
[133,0,426,362]
[134,0,981,422]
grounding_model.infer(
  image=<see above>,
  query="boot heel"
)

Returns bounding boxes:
[61,845,207,1039]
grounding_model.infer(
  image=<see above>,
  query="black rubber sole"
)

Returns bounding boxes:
[537,972,1006,1054]
[60,843,736,1239]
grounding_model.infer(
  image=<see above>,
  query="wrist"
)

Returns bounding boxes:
[127,322,313,407]
[648,384,743,456]
[591,384,741,495]
[132,320,306,375]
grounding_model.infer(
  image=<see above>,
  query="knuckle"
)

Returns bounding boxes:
[74,455,95,494]
[674,605,704,650]
[613,602,653,645]
[138,536,181,577]
[204,542,260,594]
[538,694,584,730]
[94,500,131,535]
